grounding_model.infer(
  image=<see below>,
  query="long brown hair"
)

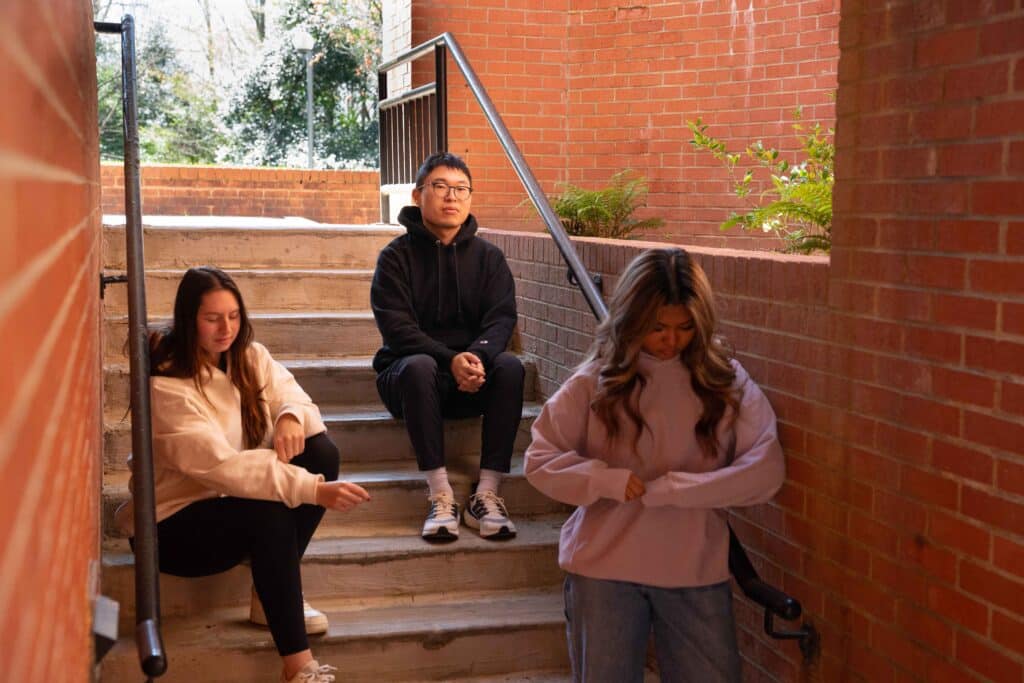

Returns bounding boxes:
[587,249,738,457]
[149,266,268,448]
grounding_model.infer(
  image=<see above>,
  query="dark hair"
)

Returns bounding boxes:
[587,249,738,457]
[149,266,268,448]
[415,151,473,187]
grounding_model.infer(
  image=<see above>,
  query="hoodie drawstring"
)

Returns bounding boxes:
[434,240,465,325]
[453,242,463,322]
[435,240,443,325]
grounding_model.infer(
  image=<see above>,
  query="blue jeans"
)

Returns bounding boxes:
[564,573,741,683]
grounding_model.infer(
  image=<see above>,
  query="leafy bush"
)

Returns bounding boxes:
[687,108,833,253]
[543,171,663,239]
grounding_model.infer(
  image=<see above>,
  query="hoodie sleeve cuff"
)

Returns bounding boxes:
[299,472,325,506]
[594,468,633,503]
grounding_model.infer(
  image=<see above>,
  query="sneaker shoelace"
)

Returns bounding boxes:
[427,493,457,520]
[298,663,338,682]
[472,490,509,518]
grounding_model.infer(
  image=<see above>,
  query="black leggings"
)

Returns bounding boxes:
[152,432,339,656]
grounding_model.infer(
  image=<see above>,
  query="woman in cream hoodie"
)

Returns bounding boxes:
[116,266,370,683]
[525,249,785,683]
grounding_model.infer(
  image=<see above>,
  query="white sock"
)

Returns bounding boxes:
[425,467,454,498]
[477,469,503,495]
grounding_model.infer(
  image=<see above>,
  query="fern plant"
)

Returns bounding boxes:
[543,170,664,239]
[687,108,833,253]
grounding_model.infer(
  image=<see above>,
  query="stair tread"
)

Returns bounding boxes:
[105,311,377,322]
[104,214,401,234]
[129,589,564,649]
[104,400,542,431]
[103,452,538,492]
[110,266,374,275]
[103,514,565,565]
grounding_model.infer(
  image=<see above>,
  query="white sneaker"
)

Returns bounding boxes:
[282,660,338,683]
[422,492,459,541]
[463,490,517,540]
[250,588,329,634]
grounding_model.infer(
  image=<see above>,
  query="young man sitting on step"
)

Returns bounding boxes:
[371,151,524,542]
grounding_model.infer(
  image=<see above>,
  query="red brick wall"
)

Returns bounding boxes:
[824,1,1024,680]
[412,0,572,230]
[412,0,839,248]
[482,3,1024,679]
[0,0,103,679]
[100,164,381,224]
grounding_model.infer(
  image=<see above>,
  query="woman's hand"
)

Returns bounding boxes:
[273,414,305,462]
[624,473,646,501]
[315,480,371,512]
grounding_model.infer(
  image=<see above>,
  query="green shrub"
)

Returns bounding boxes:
[687,108,833,254]
[543,171,664,239]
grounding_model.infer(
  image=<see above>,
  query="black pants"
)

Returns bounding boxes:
[376,352,524,473]
[151,432,339,656]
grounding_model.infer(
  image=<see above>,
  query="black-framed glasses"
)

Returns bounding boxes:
[419,181,473,201]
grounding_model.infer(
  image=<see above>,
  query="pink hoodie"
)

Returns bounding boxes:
[525,353,784,588]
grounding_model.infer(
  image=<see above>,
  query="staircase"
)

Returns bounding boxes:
[98,215,575,682]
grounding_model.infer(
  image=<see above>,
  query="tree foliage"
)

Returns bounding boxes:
[224,0,381,168]
[95,0,380,169]
[96,18,226,164]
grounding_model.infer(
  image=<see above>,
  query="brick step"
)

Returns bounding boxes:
[103,357,538,419]
[102,268,374,316]
[104,402,542,473]
[103,312,381,362]
[102,515,566,628]
[99,589,568,682]
[102,455,570,539]
[102,216,400,270]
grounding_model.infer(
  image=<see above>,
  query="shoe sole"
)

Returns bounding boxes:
[462,511,517,540]
[422,526,459,543]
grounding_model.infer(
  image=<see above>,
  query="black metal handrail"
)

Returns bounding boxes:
[95,16,167,680]
[378,33,817,658]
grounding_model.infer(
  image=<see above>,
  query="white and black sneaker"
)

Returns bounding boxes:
[422,492,460,542]
[463,490,517,540]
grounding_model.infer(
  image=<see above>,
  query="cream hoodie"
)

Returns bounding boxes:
[115,342,328,535]
[524,354,784,588]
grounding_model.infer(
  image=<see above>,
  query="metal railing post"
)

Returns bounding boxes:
[434,44,447,154]
[95,14,166,679]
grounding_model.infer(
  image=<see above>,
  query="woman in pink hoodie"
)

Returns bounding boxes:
[525,249,785,683]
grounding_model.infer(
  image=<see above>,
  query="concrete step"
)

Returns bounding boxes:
[104,357,377,417]
[103,356,539,427]
[102,268,374,316]
[104,402,542,473]
[102,216,400,270]
[103,312,381,361]
[102,455,570,539]
[102,515,565,627]
[99,589,568,682]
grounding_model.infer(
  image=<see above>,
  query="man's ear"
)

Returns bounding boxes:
[411,186,422,205]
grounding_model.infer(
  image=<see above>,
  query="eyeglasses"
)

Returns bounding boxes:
[419,181,473,201]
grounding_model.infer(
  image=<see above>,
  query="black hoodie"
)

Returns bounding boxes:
[370,206,517,373]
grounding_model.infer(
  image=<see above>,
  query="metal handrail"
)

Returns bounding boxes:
[95,16,166,680]
[378,33,603,319]
[379,34,816,653]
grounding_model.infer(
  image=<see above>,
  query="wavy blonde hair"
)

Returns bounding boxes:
[587,249,738,457]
